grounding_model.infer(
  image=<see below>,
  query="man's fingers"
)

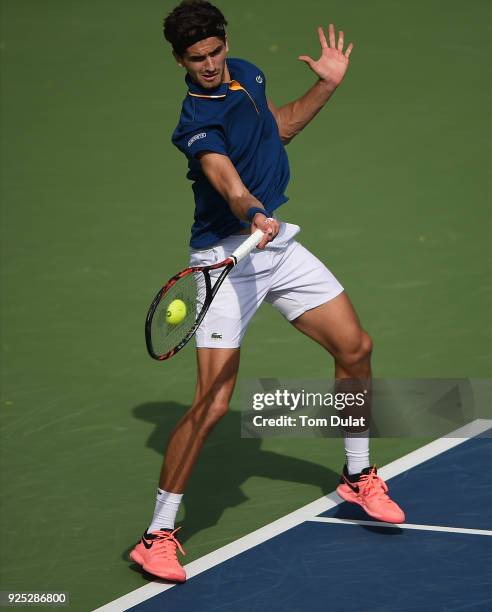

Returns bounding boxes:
[298,55,315,69]
[328,23,336,48]
[258,234,271,249]
[318,26,328,49]
[256,218,279,249]
[263,218,279,237]
[338,30,344,51]
[345,42,354,59]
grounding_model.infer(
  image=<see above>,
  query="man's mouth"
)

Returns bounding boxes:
[201,73,218,82]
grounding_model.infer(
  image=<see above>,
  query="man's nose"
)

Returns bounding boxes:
[204,56,214,71]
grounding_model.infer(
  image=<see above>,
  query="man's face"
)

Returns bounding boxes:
[177,36,228,89]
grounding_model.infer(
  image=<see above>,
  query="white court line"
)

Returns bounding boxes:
[308,516,492,537]
[93,418,492,612]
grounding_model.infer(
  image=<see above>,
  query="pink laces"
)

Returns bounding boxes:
[150,527,186,559]
[358,466,392,502]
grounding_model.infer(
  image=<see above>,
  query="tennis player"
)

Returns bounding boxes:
[130,0,405,582]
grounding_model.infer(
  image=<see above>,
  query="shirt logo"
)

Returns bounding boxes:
[256,75,263,84]
[211,332,222,339]
[188,132,206,147]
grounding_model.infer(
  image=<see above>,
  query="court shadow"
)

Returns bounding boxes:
[130,401,339,546]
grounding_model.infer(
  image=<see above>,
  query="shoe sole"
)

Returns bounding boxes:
[129,550,186,583]
[336,486,405,524]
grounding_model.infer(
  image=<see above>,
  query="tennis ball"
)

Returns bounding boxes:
[166,299,187,325]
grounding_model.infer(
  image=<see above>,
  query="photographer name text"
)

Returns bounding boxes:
[252,415,366,428]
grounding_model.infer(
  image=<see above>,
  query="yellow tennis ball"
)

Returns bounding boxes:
[166,299,187,325]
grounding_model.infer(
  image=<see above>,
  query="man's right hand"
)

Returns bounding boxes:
[253,213,280,249]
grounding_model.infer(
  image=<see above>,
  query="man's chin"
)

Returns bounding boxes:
[199,74,221,89]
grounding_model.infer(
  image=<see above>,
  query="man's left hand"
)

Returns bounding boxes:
[298,24,354,89]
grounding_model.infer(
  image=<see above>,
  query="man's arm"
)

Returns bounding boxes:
[198,152,280,249]
[269,24,353,144]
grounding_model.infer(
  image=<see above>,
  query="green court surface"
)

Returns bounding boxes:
[0,1,490,610]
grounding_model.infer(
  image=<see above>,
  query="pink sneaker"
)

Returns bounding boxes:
[336,465,405,524]
[130,527,186,582]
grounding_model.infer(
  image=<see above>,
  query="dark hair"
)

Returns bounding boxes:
[163,1,228,57]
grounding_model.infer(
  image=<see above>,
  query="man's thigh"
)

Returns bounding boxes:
[291,292,366,357]
[195,347,241,406]
[265,240,344,323]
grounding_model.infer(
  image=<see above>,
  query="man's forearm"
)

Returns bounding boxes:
[199,152,267,223]
[274,79,337,144]
[229,192,265,222]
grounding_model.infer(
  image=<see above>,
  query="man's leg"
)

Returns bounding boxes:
[291,291,372,472]
[159,347,241,493]
[291,291,371,378]
[130,347,240,580]
[291,292,405,523]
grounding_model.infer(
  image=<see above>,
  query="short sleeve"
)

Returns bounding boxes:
[172,122,227,160]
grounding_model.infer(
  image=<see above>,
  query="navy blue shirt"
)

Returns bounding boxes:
[172,58,290,248]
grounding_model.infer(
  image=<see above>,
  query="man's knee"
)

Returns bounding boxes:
[336,330,373,368]
[189,396,230,434]
[204,398,230,424]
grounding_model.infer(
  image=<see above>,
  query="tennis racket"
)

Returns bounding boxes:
[145,229,264,360]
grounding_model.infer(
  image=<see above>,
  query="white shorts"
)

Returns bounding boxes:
[190,222,344,348]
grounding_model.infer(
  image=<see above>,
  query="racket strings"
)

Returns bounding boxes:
[150,271,207,356]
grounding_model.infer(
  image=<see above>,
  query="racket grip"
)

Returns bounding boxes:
[231,229,264,264]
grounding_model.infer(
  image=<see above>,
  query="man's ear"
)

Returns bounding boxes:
[225,35,229,53]
[172,50,184,67]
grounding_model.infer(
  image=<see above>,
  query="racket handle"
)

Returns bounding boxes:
[231,229,264,265]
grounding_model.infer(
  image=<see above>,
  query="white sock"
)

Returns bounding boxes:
[148,489,183,533]
[344,431,370,475]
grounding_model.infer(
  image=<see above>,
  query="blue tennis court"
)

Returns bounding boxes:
[97,421,492,611]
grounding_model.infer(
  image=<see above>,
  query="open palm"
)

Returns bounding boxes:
[299,24,354,88]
